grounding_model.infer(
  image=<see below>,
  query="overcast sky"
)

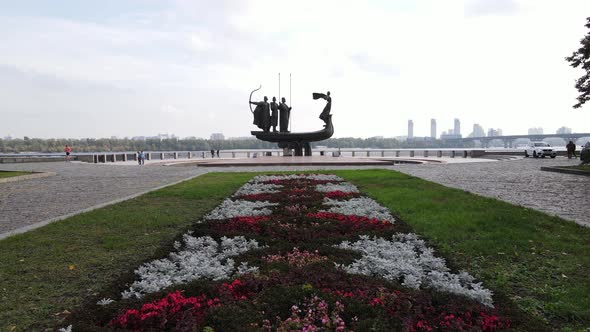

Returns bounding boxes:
[1,0,589,139]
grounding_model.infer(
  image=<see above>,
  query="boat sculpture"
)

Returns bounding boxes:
[249,87,334,156]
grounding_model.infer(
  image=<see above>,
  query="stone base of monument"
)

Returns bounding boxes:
[184,156,427,167]
[282,148,292,157]
[251,116,334,157]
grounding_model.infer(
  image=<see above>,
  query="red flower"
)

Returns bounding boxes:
[218,279,254,301]
[213,216,270,234]
[370,297,385,307]
[415,320,433,331]
[306,212,393,231]
[110,291,220,330]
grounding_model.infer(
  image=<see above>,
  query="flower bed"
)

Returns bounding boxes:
[121,235,262,299]
[63,174,510,331]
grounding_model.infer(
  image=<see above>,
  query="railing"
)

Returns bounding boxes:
[83,149,487,163]
[0,148,489,164]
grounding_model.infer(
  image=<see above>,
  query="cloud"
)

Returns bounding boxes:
[161,104,182,114]
[350,53,401,77]
[1,0,590,139]
[464,0,521,17]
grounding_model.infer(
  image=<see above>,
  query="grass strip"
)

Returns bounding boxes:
[334,169,590,331]
[0,170,32,179]
[562,165,590,172]
[0,172,254,331]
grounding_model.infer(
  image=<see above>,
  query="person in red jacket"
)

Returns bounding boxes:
[64,145,72,162]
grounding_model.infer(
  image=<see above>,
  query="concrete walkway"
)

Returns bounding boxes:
[0,162,209,238]
[1,157,588,239]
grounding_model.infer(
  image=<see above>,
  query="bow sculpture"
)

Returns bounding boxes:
[249,85,262,113]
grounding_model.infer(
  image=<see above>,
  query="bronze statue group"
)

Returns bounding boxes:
[250,96,292,132]
[250,91,331,133]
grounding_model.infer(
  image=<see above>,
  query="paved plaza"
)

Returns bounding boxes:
[0,157,588,239]
[0,162,209,238]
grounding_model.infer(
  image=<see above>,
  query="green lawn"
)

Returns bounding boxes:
[1,170,589,331]
[0,170,32,179]
[333,169,590,331]
[563,165,590,172]
[0,172,254,331]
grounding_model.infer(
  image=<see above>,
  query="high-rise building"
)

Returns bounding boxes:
[454,118,461,136]
[472,124,485,137]
[408,120,414,139]
[430,119,437,139]
[528,127,543,135]
[556,126,572,134]
[487,128,503,137]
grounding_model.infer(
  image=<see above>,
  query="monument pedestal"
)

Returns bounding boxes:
[251,115,333,157]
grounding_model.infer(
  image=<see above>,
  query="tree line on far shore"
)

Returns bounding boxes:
[0,136,474,153]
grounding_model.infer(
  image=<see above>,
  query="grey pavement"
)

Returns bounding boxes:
[1,157,588,240]
[0,162,209,237]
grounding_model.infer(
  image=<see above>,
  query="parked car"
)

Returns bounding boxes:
[524,141,557,158]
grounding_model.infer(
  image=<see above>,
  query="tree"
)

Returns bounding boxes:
[566,17,590,109]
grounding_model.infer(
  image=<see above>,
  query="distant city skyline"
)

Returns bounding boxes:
[1,119,586,141]
[528,127,544,135]
[405,118,585,140]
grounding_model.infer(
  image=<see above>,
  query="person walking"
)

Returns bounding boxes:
[64,145,72,162]
[139,151,145,165]
[566,141,577,159]
[137,151,141,165]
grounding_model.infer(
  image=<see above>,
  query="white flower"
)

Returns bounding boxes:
[252,174,344,182]
[122,235,263,299]
[252,174,304,182]
[322,197,395,223]
[204,199,277,220]
[236,262,259,275]
[96,298,114,306]
[58,325,72,332]
[234,182,282,196]
[303,174,344,181]
[315,183,359,193]
[334,234,494,307]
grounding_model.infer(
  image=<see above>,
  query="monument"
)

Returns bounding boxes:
[249,86,333,156]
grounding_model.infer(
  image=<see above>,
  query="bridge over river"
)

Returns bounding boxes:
[444,133,590,148]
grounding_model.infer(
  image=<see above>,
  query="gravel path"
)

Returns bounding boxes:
[1,157,587,239]
[0,162,209,237]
